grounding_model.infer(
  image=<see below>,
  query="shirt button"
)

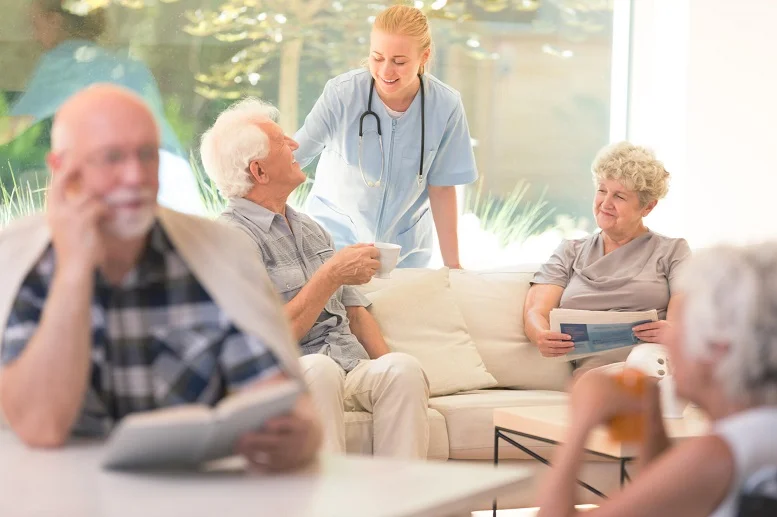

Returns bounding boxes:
[286,284,291,289]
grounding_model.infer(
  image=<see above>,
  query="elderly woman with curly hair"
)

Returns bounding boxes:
[524,142,691,372]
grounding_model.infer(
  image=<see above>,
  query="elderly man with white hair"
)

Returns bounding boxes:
[200,98,430,459]
[535,242,777,517]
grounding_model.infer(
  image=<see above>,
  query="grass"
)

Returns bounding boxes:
[463,180,556,247]
[0,158,552,251]
[0,165,47,228]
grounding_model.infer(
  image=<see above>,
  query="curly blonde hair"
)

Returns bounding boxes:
[591,142,670,206]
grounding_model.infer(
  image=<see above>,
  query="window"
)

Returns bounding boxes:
[0,0,625,268]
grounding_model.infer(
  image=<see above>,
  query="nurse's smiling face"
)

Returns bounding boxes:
[369,30,430,103]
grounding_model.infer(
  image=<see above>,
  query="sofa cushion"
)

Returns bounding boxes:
[429,389,568,460]
[364,268,497,396]
[449,269,572,390]
[344,408,449,460]
[358,268,431,295]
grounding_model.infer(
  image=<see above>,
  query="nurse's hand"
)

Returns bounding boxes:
[324,244,380,286]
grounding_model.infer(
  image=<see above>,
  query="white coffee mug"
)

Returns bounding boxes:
[374,242,401,279]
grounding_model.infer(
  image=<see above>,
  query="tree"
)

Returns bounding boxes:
[182,0,386,133]
[63,0,613,134]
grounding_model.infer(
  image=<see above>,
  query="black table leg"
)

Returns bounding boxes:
[620,460,631,486]
[493,429,500,517]
[496,431,608,499]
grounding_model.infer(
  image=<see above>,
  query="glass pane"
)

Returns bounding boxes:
[0,0,618,269]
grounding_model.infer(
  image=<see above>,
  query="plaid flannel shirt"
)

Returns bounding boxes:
[0,223,281,436]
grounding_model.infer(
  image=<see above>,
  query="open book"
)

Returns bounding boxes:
[102,379,301,470]
[549,308,659,361]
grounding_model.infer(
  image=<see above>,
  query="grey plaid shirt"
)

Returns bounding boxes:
[1,223,282,436]
[220,198,370,372]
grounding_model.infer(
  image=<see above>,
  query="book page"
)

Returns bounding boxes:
[550,309,659,361]
[102,408,214,470]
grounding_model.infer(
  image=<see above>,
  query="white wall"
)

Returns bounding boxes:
[629,0,777,247]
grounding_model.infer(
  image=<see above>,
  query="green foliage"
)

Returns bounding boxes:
[463,180,555,247]
[163,96,197,150]
[0,95,49,188]
[190,154,226,218]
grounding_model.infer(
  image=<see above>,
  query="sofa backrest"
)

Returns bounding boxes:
[360,267,572,391]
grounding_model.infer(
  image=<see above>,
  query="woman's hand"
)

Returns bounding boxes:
[535,330,574,357]
[633,320,673,344]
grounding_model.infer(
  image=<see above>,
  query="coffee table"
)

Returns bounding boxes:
[491,405,709,513]
[0,431,532,517]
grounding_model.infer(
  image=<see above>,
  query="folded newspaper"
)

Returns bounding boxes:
[549,308,659,361]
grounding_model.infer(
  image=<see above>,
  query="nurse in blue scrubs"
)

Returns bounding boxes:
[294,5,478,268]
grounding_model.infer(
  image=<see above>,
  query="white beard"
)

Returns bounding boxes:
[102,188,156,239]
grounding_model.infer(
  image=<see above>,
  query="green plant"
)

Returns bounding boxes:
[0,95,49,188]
[0,165,47,229]
[190,155,226,218]
[464,180,555,247]
[163,96,197,151]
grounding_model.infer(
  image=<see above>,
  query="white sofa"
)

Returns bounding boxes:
[347,267,623,509]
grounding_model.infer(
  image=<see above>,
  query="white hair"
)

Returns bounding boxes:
[199,98,280,199]
[679,242,777,405]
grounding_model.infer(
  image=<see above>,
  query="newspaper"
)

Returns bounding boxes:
[549,308,659,361]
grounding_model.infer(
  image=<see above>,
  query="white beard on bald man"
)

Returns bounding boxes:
[102,187,156,239]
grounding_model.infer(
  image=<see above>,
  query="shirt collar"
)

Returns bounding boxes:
[227,197,295,233]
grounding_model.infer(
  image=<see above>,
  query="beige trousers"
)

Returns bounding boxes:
[299,352,430,459]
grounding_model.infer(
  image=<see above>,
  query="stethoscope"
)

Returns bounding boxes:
[358,74,425,188]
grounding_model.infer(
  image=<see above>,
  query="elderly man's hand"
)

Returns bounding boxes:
[235,396,322,472]
[325,244,380,286]
[536,329,575,357]
[47,155,108,275]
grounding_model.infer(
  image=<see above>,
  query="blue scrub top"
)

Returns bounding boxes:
[294,69,478,268]
[10,39,183,157]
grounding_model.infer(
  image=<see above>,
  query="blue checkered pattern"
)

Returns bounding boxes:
[1,223,281,436]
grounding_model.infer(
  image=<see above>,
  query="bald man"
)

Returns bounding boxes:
[0,84,321,471]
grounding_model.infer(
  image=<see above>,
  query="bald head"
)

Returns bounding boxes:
[47,84,161,240]
[51,84,160,154]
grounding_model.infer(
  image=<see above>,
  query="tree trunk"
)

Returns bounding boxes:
[278,38,304,134]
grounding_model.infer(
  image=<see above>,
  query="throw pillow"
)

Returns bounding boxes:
[365,268,497,397]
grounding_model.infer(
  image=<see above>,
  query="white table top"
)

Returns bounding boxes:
[494,404,710,458]
[0,431,531,517]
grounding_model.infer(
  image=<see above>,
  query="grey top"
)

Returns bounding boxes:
[532,231,691,319]
[220,197,370,371]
